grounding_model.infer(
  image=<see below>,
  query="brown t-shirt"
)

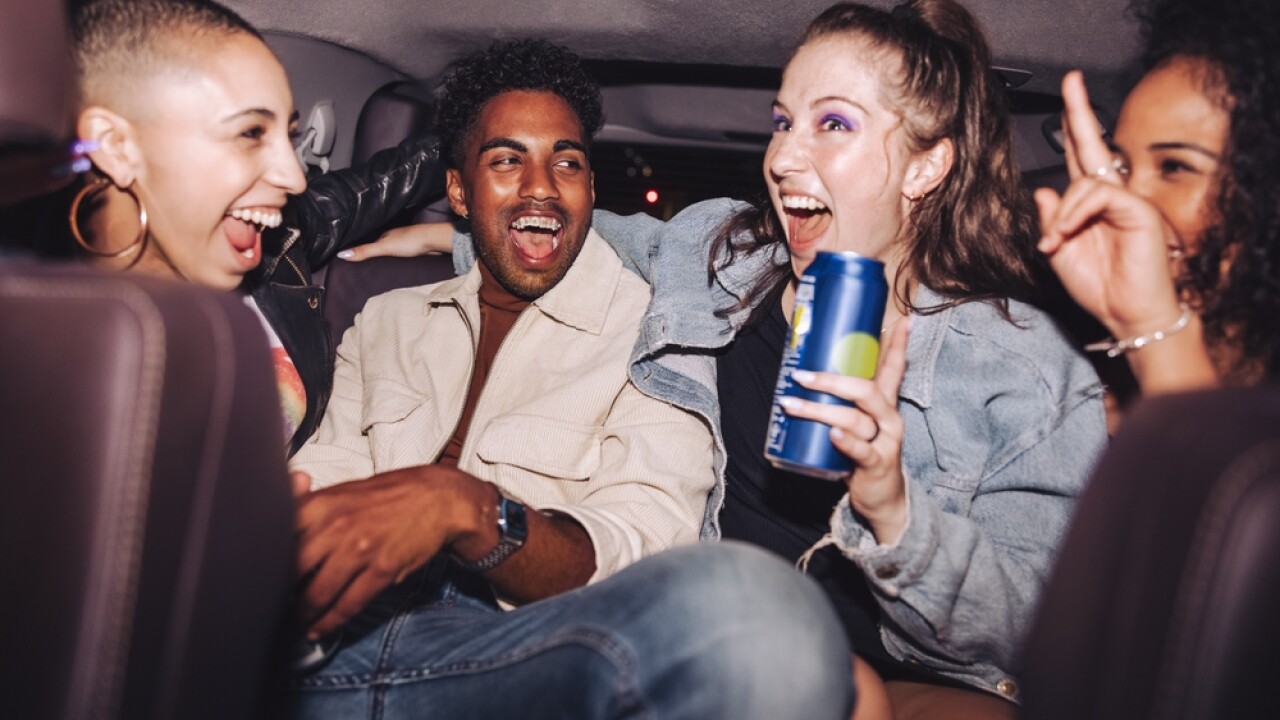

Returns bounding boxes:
[437,261,531,468]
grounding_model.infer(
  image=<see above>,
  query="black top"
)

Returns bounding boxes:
[716,300,897,669]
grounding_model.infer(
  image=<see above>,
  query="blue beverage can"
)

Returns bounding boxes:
[765,251,888,480]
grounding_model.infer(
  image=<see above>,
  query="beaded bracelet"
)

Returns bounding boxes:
[1084,303,1192,358]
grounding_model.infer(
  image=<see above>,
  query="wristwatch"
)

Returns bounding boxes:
[457,495,528,572]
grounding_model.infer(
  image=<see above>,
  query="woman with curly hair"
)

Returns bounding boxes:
[1037,0,1280,394]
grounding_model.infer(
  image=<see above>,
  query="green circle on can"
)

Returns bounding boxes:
[832,332,880,378]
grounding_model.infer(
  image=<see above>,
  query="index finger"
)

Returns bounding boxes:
[1061,71,1117,183]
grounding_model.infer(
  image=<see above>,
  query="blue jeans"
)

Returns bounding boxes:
[293,541,855,719]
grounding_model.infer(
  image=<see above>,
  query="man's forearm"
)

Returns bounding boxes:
[448,478,597,604]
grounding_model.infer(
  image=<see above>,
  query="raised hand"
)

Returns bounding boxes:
[1035,71,1186,342]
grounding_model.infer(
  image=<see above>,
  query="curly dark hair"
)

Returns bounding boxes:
[435,39,605,169]
[710,0,1040,321]
[1137,0,1280,381]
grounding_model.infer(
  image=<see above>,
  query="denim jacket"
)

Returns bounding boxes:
[455,198,1107,698]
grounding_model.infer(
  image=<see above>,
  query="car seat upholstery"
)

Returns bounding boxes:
[0,263,296,720]
[322,81,455,346]
[1019,386,1280,720]
[0,0,72,207]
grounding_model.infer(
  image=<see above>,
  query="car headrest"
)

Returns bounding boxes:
[352,82,435,166]
[317,79,453,334]
[0,1,73,206]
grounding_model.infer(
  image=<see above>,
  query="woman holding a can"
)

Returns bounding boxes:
[364,1,1106,716]
[653,3,1105,714]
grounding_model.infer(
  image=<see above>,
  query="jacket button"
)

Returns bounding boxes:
[307,295,319,310]
[996,679,1018,697]
[874,564,899,580]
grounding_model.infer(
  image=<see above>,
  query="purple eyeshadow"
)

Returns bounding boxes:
[822,113,857,130]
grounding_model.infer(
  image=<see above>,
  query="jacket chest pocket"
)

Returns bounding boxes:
[361,380,441,469]
[474,415,601,481]
[928,473,981,517]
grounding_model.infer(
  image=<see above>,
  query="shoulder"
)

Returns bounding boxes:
[667,197,751,229]
[910,295,1102,414]
[593,234,654,325]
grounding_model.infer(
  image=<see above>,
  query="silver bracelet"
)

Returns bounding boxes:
[1085,303,1192,358]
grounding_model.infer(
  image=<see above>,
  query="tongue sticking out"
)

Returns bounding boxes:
[788,213,805,245]
[223,215,259,252]
[786,209,832,249]
[510,228,558,261]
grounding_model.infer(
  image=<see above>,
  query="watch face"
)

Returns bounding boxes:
[500,497,529,545]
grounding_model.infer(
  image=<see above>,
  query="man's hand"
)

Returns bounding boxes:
[294,465,494,638]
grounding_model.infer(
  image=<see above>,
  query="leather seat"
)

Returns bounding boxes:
[1019,387,1280,720]
[0,0,73,207]
[321,81,454,345]
[1,3,294,716]
[0,263,296,720]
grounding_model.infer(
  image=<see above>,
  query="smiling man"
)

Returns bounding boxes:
[288,39,853,720]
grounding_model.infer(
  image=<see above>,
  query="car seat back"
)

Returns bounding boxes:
[0,263,295,720]
[322,81,455,346]
[1020,387,1280,720]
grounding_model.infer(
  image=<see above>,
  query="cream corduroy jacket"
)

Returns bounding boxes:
[291,231,716,582]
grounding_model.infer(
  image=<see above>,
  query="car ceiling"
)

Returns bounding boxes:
[228,0,1143,102]
[224,0,1145,175]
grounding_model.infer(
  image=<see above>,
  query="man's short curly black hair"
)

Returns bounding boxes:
[435,38,604,169]
[1137,0,1280,381]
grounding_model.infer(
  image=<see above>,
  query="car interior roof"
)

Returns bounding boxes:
[228,0,1145,171]
[229,0,1143,106]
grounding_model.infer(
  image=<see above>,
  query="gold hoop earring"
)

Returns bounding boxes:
[69,177,148,267]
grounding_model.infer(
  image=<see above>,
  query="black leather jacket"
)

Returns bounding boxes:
[246,135,445,456]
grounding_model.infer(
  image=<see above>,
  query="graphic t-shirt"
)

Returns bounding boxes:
[244,296,306,447]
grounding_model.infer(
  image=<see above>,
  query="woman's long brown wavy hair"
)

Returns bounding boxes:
[711,0,1040,322]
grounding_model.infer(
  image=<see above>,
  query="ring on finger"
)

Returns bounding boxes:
[1090,157,1128,179]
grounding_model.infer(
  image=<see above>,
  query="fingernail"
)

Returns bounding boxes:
[830,427,846,440]
[777,396,800,409]
[792,370,815,383]
[337,249,355,260]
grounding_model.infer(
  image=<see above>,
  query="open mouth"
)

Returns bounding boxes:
[228,208,284,232]
[508,214,563,264]
[780,194,832,249]
[223,208,283,265]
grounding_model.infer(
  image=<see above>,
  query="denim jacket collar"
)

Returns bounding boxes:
[900,284,953,411]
